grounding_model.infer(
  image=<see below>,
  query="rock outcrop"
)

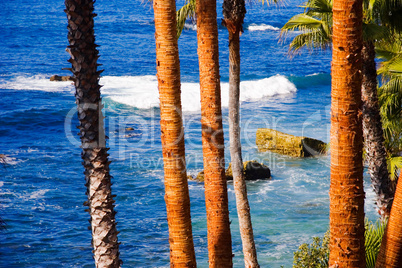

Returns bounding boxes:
[190,160,271,183]
[256,128,327,157]
[226,160,271,180]
[50,75,73,81]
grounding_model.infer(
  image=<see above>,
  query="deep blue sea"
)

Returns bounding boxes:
[0,0,378,267]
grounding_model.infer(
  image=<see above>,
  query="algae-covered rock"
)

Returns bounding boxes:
[191,161,270,183]
[226,160,271,181]
[50,75,73,81]
[256,128,326,157]
[196,171,205,182]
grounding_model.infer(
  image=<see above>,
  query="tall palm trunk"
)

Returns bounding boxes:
[361,40,394,219]
[329,0,365,267]
[64,1,121,267]
[196,0,232,266]
[153,0,197,266]
[223,1,259,267]
[376,171,402,267]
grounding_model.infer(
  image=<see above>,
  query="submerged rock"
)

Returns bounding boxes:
[256,128,327,157]
[50,75,73,81]
[191,161,271,183]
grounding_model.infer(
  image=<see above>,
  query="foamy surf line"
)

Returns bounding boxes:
[1,74,297,112]
[103,75,297,111]
[248,23,280,31]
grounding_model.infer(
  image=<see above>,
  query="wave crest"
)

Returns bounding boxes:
[1,74,297,112]
[248,23,280,31]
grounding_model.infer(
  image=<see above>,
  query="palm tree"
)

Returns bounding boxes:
[376,171,402,267]
[64,0,121,267]
[222,0,259,267]
[375,38,402,268]
[196,0,233,266]
[329,0,366,266]
[377,39,402,163]
[281,0,394,219]
[153,0,197,266]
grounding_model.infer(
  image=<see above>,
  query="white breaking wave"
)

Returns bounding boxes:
[184,22,197,31]
[248,23,280,31]
[0,75,74,93]
[102,75,296,111]
[1,74,297,112]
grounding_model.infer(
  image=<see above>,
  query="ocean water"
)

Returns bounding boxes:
[0,0,378,267]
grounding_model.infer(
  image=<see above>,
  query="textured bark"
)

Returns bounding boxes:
[64,1,121,267]
[361,41,394,219]
[228,32,259,268]
[223,1,258,267]
[153,0,197,267]
[376,172,402,267]
[196,0,232,266]
[329,0,366,267]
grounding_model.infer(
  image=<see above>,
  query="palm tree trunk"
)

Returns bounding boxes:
[223,1,259,266]
[329,0,365,267]
[376,171,402,267]
[228,31,259,268]
[196,0,232,266]
[153,0,197,267]
[362,40,394,219]
[64,1,121,267]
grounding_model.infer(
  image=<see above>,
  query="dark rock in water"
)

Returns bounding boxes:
[256,128,327,157]
[226,160,271,181]
[50,75,73,81]
[191,161,271,183]
[196,171,205,182]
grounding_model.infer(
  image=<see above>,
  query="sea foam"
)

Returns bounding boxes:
[1,74,297,112]
[248,23,280,31]
[102,74,297,111]
[0,75,74,93]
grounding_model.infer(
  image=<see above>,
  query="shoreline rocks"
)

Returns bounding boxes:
[256,128,327,157]
[50,75,73,81]
[189,160,271,183]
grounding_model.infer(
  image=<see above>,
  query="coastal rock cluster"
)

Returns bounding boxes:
[191,160,271,182]
[49,75,74,81]
[256,128,327,157]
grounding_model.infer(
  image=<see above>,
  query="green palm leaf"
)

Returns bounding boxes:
[387,156,402,180]
[176,0,196,38]
[365,219,387,268]
[281,13,331,53]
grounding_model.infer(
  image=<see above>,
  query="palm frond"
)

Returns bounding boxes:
[378,75,402,155]
[301,0,332,13]
[288,30,331,54]
[387,156,402,180]
[176,0,196,38]
[282,14,325,32]
[281,13,331,53]
[365,219,387,268]
[363,23,390,42]
[372,0,402,32]
[387,56,402,74]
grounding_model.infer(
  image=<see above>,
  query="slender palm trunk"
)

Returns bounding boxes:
[223,1,258,266]
[329,0,365,267]
[376,171,402,267]
[228,32,259,268]
[196,0,232,266]
[153,0,197,266]
[64,1,121,267]
[362,40,394,219]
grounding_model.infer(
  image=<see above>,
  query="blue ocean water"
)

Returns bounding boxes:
[0,0,378,267]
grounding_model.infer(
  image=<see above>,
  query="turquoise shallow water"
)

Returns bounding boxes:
[0,0,378,267]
